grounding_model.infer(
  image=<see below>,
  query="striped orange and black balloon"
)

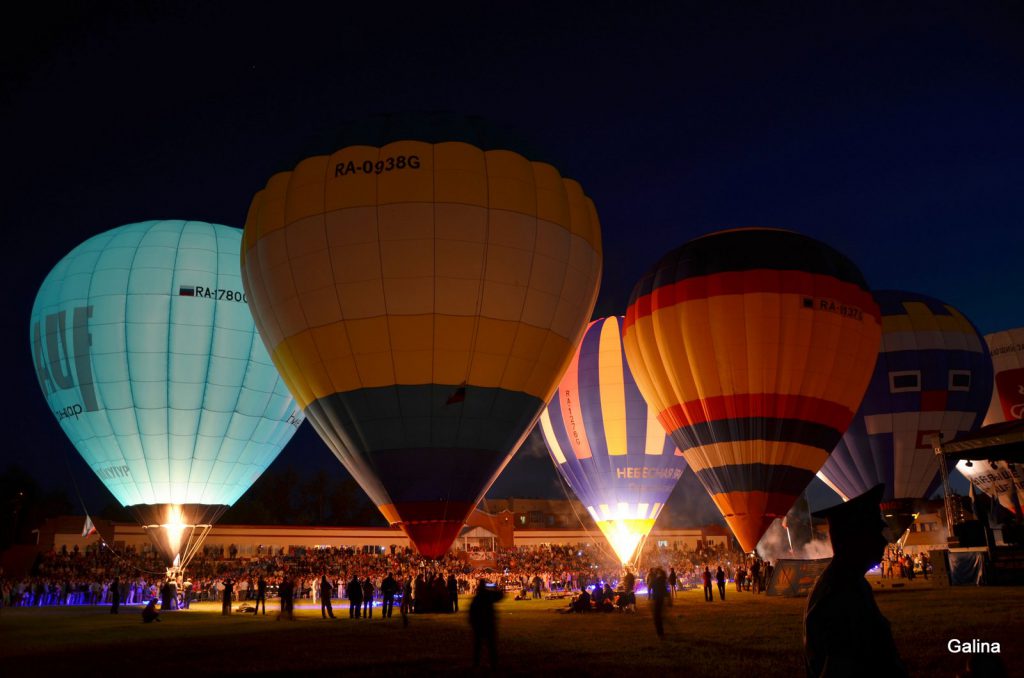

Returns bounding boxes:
[240,118,602,558]
[622,228,881,552]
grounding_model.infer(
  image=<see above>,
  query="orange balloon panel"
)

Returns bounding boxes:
[242,138,602,558]
[623,228,880,551]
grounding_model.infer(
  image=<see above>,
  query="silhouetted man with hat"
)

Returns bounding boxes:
[804,483,907,677]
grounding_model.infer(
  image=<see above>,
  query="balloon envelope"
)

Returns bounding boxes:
[981,328,1024,426]
[538,316,688,564]
[31,220,304,563]
[241,137,602,558]
[955,328,1024,515]
[623,228,881,551]
[818,290,993,516]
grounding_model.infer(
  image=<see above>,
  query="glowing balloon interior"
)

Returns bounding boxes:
[623,228,881,552]
[31,220,304,564]
[241,135,602,558]
[539,316,687,565]
[818,290,992,516]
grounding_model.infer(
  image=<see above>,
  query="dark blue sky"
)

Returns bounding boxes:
[3,2,1021,521]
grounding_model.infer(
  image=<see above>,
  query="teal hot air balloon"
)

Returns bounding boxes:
[30,220,303,568]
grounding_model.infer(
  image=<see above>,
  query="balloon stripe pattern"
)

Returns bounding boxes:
[241,140,602,558]
[819,290,992,504]
[539,317,686,564]
[30,221,303,510]
[623,228,881,551]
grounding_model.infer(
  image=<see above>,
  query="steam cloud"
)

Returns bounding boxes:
[756,517,833,561]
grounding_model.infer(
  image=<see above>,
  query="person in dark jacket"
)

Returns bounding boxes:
[362,577,374,618]
[222,579,234,615]
[703,567,713,602]
[277,577,294,621]
[413,574,424,613]
[347,575,363,618]
[447,573,459,612]
[400,577,413,627]
[469,580,504,669]
[569,588,591,613]
[320,575,335,619]
[253,576,266,615]
[622,569,636,611]
[142,598,160,623]
[160,580,172,610]
[110,577,120,614]
[804,484,908,678]
[380,573,397,618]
[716,566,726,600]
[650,567,667,638]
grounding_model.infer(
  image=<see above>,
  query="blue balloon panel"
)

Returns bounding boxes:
[818,290,992,502]
[31,220,303,508]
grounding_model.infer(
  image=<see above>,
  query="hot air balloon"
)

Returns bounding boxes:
[623,228,881,552]
[817,290,993,532]
[538,316,688,565]
[954,328,1024,515]
[30,220,304,570]
[240,123,602,558]
[981,328,1024,426]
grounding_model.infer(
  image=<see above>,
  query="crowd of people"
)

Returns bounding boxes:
[0,539,780,612]
[0,542,476,612]
[879,544,930,580]
[555,541,779,615]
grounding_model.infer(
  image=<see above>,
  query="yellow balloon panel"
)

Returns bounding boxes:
[243,146,600,410]
[434,142,488,206]
[682,440,829,475]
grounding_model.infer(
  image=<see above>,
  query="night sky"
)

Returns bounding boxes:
[3,3,1022,524]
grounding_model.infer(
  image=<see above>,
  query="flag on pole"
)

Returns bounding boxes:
[82,514,97,538]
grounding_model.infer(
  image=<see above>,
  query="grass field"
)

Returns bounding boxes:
[1,583,1020,677]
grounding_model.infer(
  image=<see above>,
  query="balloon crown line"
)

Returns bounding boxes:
[284,111,568,178]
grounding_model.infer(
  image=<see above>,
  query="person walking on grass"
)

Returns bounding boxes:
[321,574,335,619]
[650,567,667,639]
[470,579,504,669]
